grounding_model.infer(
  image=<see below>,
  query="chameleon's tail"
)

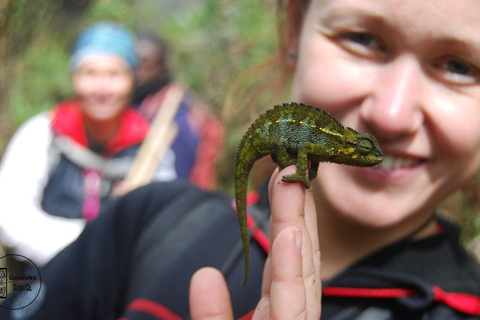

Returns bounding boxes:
[234,150,255,287]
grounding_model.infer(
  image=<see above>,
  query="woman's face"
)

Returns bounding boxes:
[73,56,134,122]
[291,0,480,228]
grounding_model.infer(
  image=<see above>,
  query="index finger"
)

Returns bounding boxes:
[268,166,306,242]
[267,165,321,314]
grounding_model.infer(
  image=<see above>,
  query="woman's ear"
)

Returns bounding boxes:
[284,0,307,70]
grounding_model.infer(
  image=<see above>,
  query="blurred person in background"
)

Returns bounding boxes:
[133,33,223,190]
[0,21,176,266]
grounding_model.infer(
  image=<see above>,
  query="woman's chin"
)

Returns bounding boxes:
[314,166,429,230]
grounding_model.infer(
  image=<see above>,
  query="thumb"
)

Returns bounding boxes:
[189,267,234,320]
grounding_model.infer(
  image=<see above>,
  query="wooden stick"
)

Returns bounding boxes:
[123,85,185,190]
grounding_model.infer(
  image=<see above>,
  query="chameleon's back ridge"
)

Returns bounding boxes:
[234,102,383,286]
[237,103,344,150]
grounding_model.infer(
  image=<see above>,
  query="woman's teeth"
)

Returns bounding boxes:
[377,155,421,171]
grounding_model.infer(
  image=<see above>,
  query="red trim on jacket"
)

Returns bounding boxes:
[321,286,480,316]
[123,298,183,320]
[246,191,260,207]
[239,286,480,317]
[51,99,149,155]
[238,310,255,320]
[433,286,480,316]
[322,287,416,298]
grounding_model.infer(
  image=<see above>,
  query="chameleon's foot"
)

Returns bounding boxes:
[282,173,311,189]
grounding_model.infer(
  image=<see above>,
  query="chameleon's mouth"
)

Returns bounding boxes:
[376,155,424,171]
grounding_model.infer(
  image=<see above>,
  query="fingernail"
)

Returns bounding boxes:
[295,229,302,251]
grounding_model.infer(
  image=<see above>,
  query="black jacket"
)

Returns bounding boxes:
[1,181,479,319]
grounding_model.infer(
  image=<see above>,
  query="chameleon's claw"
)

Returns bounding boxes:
[282,173,311,189]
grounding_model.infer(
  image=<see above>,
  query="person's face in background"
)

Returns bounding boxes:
[135,40,165,86]
[290,0,480,231]
[73,55,134,122]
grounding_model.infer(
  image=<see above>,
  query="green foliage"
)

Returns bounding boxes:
[440,171,480,243]
[10,39,72,124]
[157,0,279,111]
[80,0,137,30]
[10,0,50,49]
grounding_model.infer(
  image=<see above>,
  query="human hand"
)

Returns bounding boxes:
[189,166,321,320]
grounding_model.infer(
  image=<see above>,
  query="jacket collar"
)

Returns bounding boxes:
[50,99,149,155]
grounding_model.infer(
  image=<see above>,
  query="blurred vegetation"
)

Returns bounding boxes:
[0,0,14,154]
[152,0,289,190]
[440,173,480,247]
[4,0,285,190]
[2,0,479,243]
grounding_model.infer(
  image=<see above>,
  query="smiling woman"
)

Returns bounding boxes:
[0,21,177,267]
[74,57,134,122]
[292,0,480,234]
[0,1,479,320]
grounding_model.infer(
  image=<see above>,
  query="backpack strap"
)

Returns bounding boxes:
[49,135,132,178]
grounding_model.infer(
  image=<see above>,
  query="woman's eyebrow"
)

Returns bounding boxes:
[318,5,389,30]
[433,33,480,50]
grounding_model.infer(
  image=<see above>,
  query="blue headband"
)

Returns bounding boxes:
[70,21,137,71]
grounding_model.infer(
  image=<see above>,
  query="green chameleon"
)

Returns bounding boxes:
[234,102,383,286]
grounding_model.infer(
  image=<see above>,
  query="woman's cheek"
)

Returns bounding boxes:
[431,102,480,160]
[112,78,133,101]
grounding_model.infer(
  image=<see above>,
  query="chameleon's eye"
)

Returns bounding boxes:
[358,138,373,155]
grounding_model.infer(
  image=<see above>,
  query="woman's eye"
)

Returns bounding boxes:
[109,71,121,78]
[347,33,378,47]
[82,69,96,77]
[433,58,480,85]
[336,32,385,58]
[445,60,471,75]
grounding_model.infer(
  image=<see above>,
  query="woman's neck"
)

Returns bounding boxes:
[83,116,121,149]
[313,188,438,280]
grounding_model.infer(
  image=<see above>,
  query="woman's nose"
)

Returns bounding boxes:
[360,55,425,140]
[93,74,111,93]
